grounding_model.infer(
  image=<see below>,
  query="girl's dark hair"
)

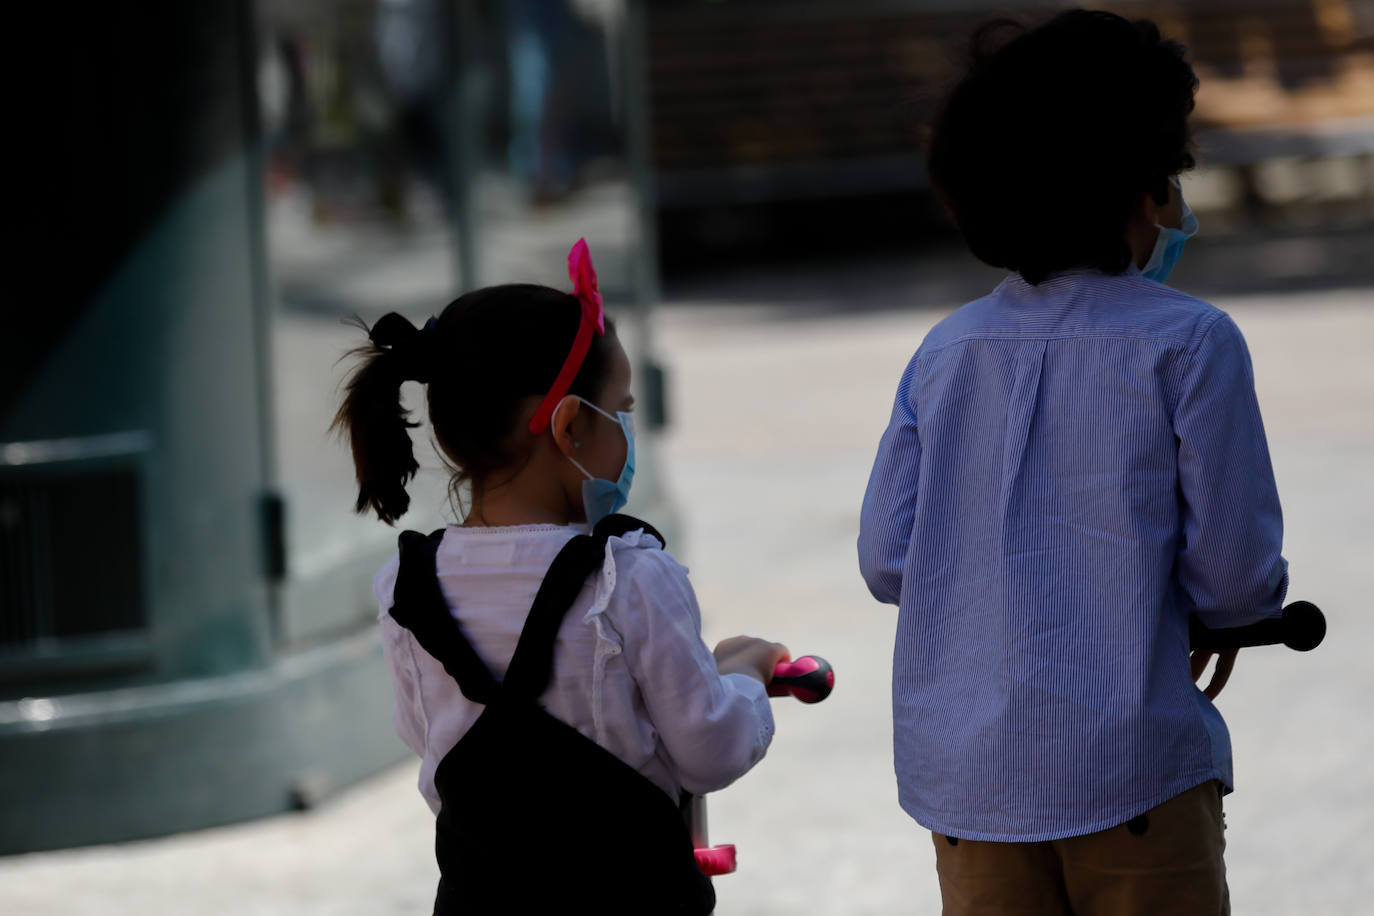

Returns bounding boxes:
[332,284,617,524]
[926,10,1199,284]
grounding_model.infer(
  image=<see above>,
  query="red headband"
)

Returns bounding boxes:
[528,238,605,434]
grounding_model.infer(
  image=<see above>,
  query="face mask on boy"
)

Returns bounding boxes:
[562,396,636,526]
[1141,175,1198,284]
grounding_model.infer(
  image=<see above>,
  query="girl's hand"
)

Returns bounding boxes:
[1191,648,1238,700]
[713,636,791,685]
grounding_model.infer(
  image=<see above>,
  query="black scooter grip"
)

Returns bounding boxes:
[767,655,835,703]
[1189,600,1325,652]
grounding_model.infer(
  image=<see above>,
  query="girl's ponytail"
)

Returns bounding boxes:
[331,313,438,525]
[334,279,618,527]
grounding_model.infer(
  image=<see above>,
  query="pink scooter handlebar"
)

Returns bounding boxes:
[691,655,835,878]
[767,655,835,704]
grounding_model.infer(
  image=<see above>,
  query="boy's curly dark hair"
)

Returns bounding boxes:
[926,10,1199,285]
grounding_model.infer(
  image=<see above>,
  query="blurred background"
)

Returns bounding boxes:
[1,1,1371,914]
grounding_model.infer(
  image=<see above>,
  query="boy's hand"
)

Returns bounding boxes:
[1191,648,1239,700]
[713,636,792,686]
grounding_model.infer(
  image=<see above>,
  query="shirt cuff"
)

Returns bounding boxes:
[722,671,776,751]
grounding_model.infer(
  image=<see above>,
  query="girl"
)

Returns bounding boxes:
[334,240,787,914]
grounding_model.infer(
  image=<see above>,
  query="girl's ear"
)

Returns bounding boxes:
[549,396,582,460]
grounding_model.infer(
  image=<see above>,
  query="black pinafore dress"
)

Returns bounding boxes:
[387,514,715,916]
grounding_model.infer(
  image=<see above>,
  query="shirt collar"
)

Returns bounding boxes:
[1005,263,1144,289]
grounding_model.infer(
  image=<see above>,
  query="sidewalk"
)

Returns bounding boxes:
[1,269,1370,915]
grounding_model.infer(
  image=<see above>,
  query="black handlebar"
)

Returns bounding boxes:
[1189,600,1325,652]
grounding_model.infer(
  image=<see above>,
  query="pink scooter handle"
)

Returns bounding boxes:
[767,655,835,704]
[693,843,738,877]
[690,655,834,879]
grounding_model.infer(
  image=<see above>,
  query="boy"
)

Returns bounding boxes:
[857,11,1287,915]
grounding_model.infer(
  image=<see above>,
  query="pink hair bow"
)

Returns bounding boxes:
[568,237,605,334]
[528,238,607,434]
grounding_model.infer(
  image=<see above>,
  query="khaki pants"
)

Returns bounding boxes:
[932,781,1228,916]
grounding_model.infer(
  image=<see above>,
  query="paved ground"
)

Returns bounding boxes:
[1,258,1370,915]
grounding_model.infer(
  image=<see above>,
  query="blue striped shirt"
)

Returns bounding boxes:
[858,266,1288,842]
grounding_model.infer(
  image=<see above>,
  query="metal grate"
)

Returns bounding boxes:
[0,468,146,647]
[645,0,1374,203]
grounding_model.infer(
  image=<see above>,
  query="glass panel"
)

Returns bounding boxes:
[462,0,640,300]
[258,0,462,312]
[257,0,462,646]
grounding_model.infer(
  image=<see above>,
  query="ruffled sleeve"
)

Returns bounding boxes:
[374,555,430,760]
[595,531,775,795]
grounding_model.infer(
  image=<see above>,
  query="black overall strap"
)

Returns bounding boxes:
[391,516,664,705]
[390,529,500,704]
[502,514,665,701]
[596,513,665,548]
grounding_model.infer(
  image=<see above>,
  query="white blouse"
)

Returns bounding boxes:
[374,523,775,814]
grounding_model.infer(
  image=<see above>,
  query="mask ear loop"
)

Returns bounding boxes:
[1163,175,1196,231]
[576,398,620,425]
[552,395,628,482]
[565,453,595,481]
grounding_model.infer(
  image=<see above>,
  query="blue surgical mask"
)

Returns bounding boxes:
[563,397,635,527]
[1142,177,1198,284]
